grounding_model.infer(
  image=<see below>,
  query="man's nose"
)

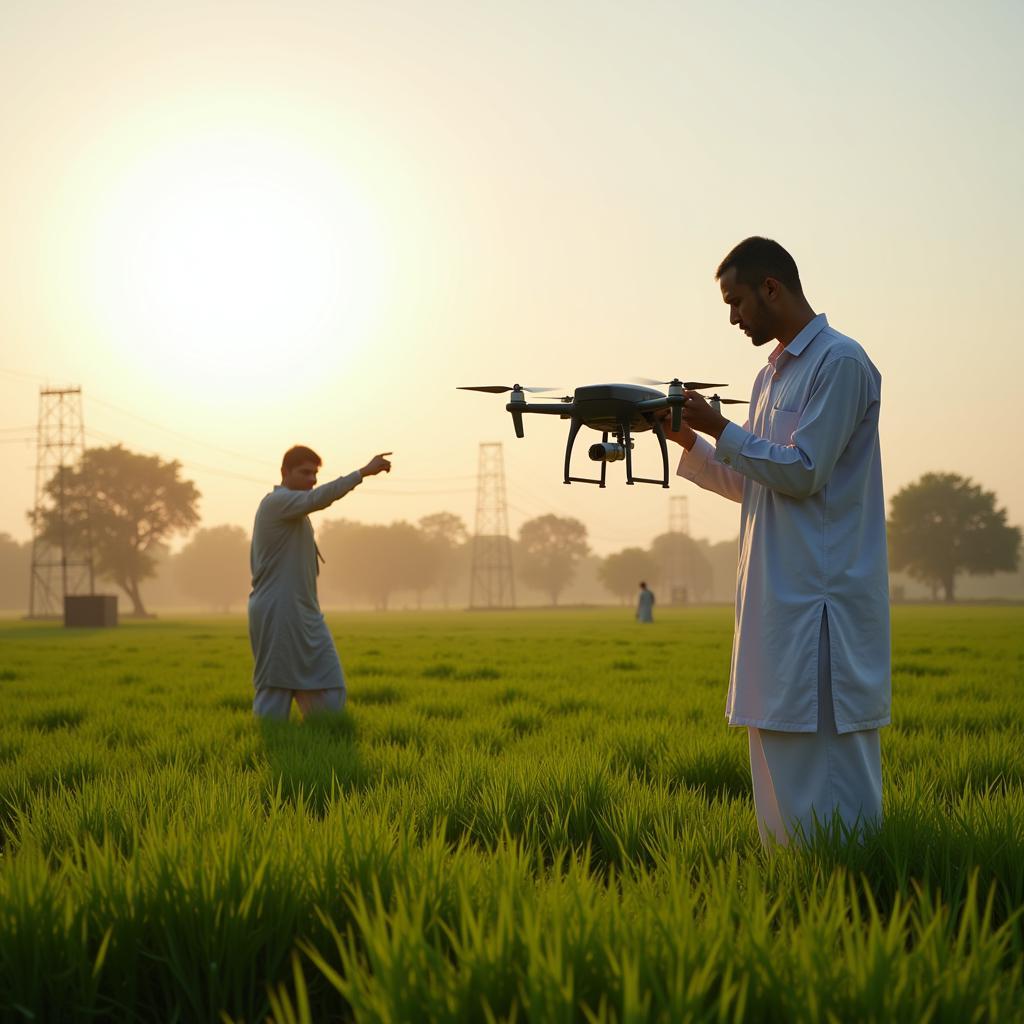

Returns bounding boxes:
[729,309,740,325]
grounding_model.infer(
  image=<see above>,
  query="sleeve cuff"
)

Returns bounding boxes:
[675,434,714,480]
[714,422,750,467]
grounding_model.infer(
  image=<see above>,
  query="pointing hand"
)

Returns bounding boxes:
[362,452,393,477]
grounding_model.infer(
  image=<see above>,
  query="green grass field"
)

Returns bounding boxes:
[1,606,1022,1022]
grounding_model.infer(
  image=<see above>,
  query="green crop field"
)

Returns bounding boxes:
[1,606,1022,1022]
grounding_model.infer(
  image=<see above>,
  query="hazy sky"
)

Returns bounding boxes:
[2,0,1021,557]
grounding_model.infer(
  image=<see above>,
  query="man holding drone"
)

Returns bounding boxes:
[248,445,392,720]
[662,237,889,847]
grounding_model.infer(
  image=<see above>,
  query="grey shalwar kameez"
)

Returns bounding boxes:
[248,472,362,706]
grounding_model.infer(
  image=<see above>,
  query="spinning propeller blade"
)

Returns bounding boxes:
[457,385,559,394]
[632,377,728,390]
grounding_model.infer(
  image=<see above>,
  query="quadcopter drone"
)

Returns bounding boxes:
[458,379,748,487]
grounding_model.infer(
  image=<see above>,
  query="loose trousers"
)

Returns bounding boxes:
[253,687,345,721]
[747,609,882,846]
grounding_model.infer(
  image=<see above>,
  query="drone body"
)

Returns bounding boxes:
[458,380,748,487]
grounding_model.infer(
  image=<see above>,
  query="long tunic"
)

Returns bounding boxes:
[676,314,890,734]
[636,588,655,622]
[248,472,362,691]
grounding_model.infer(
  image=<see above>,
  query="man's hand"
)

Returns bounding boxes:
[679,390,729,440]
[657,412,698,451]
[361,452,393,477]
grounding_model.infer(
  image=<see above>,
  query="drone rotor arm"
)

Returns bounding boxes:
[505,402,576,416]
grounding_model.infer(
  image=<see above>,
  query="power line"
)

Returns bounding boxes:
[2,365,276,470]
[84,393,275,469]
[85,426,475,495]
[0,366,51,384]
[84,427,270,485]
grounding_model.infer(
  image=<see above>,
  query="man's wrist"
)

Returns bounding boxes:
[706,414,729,440]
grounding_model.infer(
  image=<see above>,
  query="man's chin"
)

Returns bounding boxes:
[751,333,774,347]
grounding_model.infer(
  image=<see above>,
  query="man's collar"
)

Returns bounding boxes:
[781,313,828,359]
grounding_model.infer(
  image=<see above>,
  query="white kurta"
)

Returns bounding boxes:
[248,472,362,692]
[677,314,890,734]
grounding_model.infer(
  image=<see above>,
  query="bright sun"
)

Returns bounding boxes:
[84,132,386,400]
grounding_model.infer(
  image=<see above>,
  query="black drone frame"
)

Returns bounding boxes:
[505,383,700,489]
[460,380,745,489]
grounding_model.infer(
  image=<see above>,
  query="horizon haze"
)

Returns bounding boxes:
[2,1,1022,556]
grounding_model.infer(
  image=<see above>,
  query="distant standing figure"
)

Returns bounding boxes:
[636,581,655,623]
[248,445,392,721]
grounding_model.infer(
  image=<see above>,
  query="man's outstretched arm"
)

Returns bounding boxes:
[273,452,392,519]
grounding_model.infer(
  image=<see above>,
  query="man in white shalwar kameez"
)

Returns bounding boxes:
[249,445,392,720]
[663,237,890,846]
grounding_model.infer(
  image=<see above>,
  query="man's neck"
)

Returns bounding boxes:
[776,305,818,347]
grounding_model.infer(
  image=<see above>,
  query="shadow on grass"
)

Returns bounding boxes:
[259,709,369,815]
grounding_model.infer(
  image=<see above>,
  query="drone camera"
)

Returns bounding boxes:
[588,442,627,463]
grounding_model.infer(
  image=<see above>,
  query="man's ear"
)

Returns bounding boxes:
[762,276,782,302]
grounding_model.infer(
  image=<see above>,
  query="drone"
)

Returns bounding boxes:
[458,379,748,487]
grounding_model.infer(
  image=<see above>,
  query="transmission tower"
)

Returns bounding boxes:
[667,495,690,605]
[28,386,96,618]
[469,442,516,609]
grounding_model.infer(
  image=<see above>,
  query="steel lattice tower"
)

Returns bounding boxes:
[28,386,96,618]
[469,442,516,609]
[667,495,690,604]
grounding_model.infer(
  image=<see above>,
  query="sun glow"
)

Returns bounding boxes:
[84,132,386,400]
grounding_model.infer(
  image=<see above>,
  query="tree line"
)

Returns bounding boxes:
[0,444,1019,613]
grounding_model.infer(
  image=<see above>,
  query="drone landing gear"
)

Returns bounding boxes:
[629,416,670,488]
[563,419,608,486]
[562,418,670,487]
[618,419,667,487]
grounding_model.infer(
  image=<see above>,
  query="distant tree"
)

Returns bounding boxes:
[174,524,250,612]
[418,512,468,607]
[648,532,714,602]
[888,472,1021,601]
[598,547,656,603]
[30,444,200,616]
[0,533,31,611]
[705,538,739,603]
[318,519,437,610]
[393,520,440,608]
[518,514,589,605]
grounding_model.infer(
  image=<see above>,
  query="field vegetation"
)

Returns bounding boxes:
[1,606,1022,1022]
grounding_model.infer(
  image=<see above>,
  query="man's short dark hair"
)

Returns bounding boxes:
[281,445,322,472]
[716,237,803,295]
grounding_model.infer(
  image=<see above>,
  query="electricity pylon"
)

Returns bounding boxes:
[469,442,516,608]
[27,386,96,618]
[667,495,690,604]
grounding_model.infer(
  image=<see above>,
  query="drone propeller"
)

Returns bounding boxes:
[632,377,728,390]
[533,395,574,402]
[710,397,748,405]
[457,384,559,394]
